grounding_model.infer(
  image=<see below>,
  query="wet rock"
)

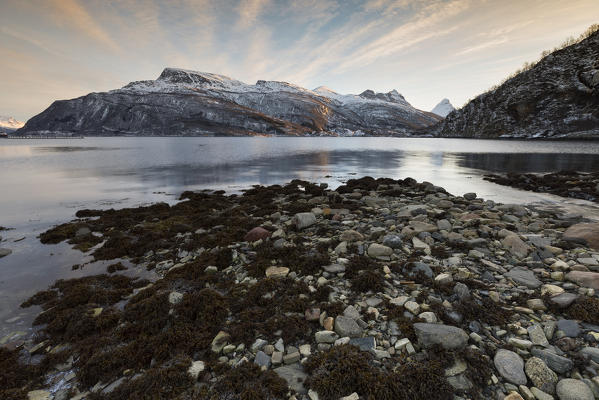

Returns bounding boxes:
[244,227,271,242]
[305,308,320,321]
[382,234,402,249]
[505,267,542,289]
[188,360,205,380]
[366,243,392,259]
[581,346,599,363]
[168,291,183,305]
[556,320,580,338]
[549,293,578,308]
[494,349,526,385]
[453,282,471,301]
[283,351,301,364]
[563,223,599,250]
[315,330,338,343]
[27,390,51,400]
[463,192,477,200]
[75,226,91,237]
[404,262,433,279]
[530,387,554,400]
[525,357,557,394]
[211,331,231,353]
[343,305,360,320]
[274,365,308,394]
[265,266,289,278]
[334,316,362,338]
[323,263,345,273]
[527,324,549,347]
[556,379,594,400]
[434,273,453,285]
[294,212,317,229]
[254,350,271,368]
[531,348,573,374]
[348,336,376,351]
[340,230,364,242]
[413,323,468,350]
[565,271,599,290]
[0,248,12,258]
[502,235,532,258]
[409,221,438,233]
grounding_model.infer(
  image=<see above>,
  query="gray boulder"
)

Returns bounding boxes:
[494,349,526,385]
[413,323,468,350]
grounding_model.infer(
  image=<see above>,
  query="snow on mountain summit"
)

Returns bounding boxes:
[431,99,455,117]
[0,115,24,131]
[18,67,442,137]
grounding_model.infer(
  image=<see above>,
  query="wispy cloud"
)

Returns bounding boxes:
[47,0,121,53]
[1,0,598,120]
[236,0,271,29]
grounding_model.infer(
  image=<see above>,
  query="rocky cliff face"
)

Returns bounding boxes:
[436,30,599,139]
[17,68,441,137]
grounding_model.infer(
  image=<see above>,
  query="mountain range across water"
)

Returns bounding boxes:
[11,27,599,139]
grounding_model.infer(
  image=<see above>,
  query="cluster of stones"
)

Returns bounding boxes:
[12,178,599,400]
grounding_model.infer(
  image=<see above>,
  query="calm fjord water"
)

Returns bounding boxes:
[1,136,599,337]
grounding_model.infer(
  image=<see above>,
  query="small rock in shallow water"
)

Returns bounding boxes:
[0,248,12,258]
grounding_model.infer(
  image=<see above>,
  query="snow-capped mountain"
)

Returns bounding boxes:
[0,115,24,132]
[430,99,455,118]
[17,68,441,137]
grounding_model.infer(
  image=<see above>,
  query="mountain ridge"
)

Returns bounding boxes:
[435,28,599,139]
[17,68,441,137]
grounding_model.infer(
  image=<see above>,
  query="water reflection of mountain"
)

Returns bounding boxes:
[123,150,407,188]
[457,153,599,173]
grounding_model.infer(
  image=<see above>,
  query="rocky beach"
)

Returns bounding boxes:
[1,176,599,400]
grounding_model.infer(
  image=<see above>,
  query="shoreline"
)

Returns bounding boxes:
[2,176,599,400]
[5,134,599,141]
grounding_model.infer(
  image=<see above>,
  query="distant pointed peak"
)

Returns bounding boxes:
[431,98,455,117]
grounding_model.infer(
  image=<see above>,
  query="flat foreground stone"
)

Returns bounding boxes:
[494,349,526,385]
[413,323,468,350]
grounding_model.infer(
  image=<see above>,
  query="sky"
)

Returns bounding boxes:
[1,0,597,122]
